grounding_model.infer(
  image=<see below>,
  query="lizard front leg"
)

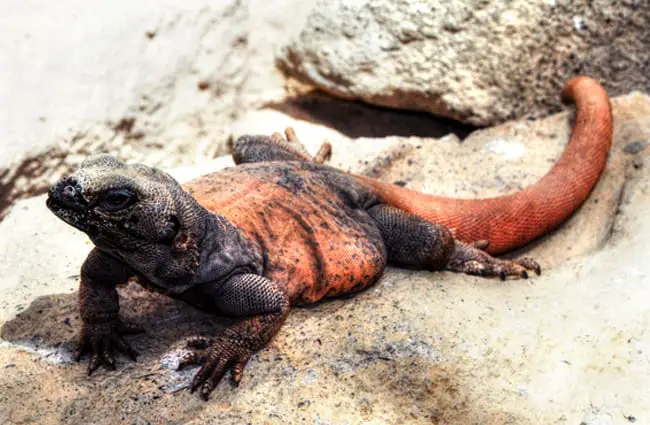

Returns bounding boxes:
[232,127,331,164]
[75,248,141,374]
[178,273,290,400]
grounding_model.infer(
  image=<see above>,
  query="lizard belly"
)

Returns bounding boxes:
[183,164,387,305]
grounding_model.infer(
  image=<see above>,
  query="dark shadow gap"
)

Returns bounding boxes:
[265,91,476,140]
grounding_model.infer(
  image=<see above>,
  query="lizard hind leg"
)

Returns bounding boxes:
[232,127,331,165]
[367,204,456,270]
[368,204,541,280]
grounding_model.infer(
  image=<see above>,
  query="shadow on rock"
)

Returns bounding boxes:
[322,347,502,424]
[1,283,503,424]
[1,283,230,365]
[267,92,475,140]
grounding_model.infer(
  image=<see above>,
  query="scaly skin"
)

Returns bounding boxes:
[357,76,613,254]
[46,76,612,400]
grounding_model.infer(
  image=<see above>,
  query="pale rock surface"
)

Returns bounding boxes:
[1,94,649,424]
[278,0,650,126]
[0,0,318,218]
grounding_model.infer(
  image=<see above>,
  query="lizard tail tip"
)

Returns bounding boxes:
[560,76,605,105]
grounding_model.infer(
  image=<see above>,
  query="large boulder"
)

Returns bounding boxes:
[1,93,649,424]
[0,0,318,219]
[278,0,649,126]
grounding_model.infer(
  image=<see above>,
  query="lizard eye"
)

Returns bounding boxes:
[100,189,137,212]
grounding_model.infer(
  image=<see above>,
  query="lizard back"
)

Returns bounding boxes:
[183,162,386,305]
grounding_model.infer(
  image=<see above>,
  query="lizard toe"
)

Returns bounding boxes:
[73,340,89,362]
[198,360,229,401]
[178,349,208,370]
[190,358,215,394]
[101,350,116,370]
[185,336,215,349]
[499,269,507,281]
[185,336,254,400]
[88,352,102,376]
[492,262,530,280]
[517,257,542,275]
[446,241,540,280]
[75,318,139,375]
[231,360,248,385]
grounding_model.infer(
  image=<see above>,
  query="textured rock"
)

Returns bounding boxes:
[1,94,649,424]
[278,0,650,126]
[0,0,318,219]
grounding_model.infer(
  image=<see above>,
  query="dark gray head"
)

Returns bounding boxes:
[47,154,201,253]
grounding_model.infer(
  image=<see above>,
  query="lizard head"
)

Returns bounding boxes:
[47,154,198,252]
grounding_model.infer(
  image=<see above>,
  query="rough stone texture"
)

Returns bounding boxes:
[1,94,649,424]
[0,0,318,219]
[278,0,650,126]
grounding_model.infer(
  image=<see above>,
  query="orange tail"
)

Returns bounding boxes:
[355,76,613,255]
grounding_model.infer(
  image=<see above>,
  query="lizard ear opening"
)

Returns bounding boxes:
[158,215,181,245]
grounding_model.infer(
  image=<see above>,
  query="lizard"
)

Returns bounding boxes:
[46,76,612,400]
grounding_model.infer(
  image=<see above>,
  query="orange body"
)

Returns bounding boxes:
[184,168,386,305]
[184,76,613,305]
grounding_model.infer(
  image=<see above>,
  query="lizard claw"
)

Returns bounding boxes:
[185,336,215,349]
[230,360,248,385]
[180,336,252,400]
[446,242,541,280]
[74,318,141,375]
[517,257,542,276]
[88,352,102,375]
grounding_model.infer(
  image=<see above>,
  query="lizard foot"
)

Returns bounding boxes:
[273,127,332,164]
[74,318,142,375]
[178,336,252,400]
[446,241,541,280]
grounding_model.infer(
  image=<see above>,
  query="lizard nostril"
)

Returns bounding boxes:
[64,176,78,186]
[63,185,77,198]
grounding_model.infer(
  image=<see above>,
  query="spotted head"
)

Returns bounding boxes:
[46,154,202,252]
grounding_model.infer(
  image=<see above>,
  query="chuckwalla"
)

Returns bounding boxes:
[47,76,612,400]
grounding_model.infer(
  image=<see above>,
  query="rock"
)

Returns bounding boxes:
[0,196,89,324]
[0,0,319,219]
[1,93,649,424]
[277,0,650,126]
